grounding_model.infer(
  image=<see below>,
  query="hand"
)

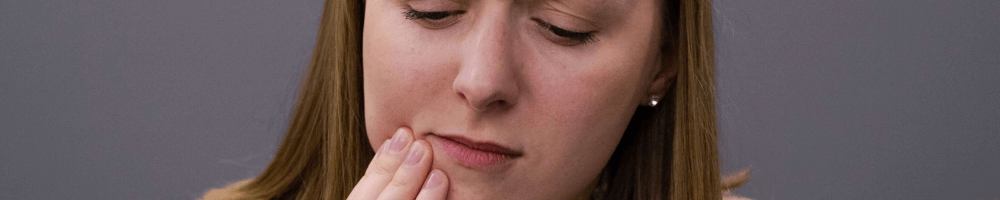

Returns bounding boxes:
[348,128,449,200]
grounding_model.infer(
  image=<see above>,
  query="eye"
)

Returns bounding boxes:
[404,8,466,29]
[531,18,598,46]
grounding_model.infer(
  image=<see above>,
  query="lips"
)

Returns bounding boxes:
[432,134,522,171]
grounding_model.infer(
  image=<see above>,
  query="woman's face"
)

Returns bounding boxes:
[362,0,667,199]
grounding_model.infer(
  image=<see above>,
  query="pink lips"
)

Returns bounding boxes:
[434,135,522,171]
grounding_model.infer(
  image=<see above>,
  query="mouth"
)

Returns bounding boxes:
[428,134,523,172]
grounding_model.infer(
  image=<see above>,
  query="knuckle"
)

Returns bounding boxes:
[366,154,400,176]
[367,161,396,177]
[387,177,411,190]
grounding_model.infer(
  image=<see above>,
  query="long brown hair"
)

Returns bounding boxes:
[219,0,718,199]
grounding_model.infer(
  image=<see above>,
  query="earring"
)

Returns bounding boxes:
[646,95,661,107]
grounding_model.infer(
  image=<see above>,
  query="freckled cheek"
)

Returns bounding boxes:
[523,56,646,174]
[522,107,622,195]
[524,82,627,168]
[363,27,456,148]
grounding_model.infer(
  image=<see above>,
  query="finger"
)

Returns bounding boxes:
[374,139,390,160]
[348,128,415,200]
[376,140,434,200]
[350,140,383,200]
[414,169,449,200]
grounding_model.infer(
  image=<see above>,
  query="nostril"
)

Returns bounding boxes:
[494,100,508,108]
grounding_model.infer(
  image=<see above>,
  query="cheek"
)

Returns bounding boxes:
[516,42,653,192]
[362,3,459,149]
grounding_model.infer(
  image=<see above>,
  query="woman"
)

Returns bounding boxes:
[203,0,748,199]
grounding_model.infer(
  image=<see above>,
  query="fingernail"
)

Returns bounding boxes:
[376,140,390,158]
[404,142,424,165]
[424,170,443,189]
[389,129,408,152]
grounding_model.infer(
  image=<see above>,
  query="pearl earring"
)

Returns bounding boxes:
[647,95,661,107]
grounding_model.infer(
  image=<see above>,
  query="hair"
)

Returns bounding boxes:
[211,0,719,199]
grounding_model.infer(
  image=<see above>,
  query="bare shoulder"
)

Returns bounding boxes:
[723,190,753,200]
[722,169,753,200]
[199,178,254,200]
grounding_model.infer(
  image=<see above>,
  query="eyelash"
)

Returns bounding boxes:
[404,9,465,20]
[404,9,598,45]
[530,18,598,44]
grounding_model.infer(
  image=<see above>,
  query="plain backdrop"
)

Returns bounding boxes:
[1,0,997,199]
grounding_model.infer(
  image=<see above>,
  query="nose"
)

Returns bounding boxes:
[452,11,520,112]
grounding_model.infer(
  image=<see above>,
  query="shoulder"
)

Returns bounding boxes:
[199,179,253,200]
[721,169,753,200]
[723,190,753,200]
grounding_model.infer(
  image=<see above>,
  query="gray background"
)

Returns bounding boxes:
[1,0,997,199]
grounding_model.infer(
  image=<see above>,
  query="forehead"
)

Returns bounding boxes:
[405,0,643,13]
[543,0,622,9]
[538,0,647,24]
[537,0,635,12]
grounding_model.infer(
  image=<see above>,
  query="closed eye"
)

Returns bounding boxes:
[405,9,465,20]
[531,18,598,45]
[404,8,466,29]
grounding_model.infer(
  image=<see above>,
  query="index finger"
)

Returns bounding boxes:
[348,128,416,200]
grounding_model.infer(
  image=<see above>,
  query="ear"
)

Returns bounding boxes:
[647,53,677,96]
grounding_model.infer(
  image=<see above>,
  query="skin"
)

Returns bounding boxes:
[352,0,674,199]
